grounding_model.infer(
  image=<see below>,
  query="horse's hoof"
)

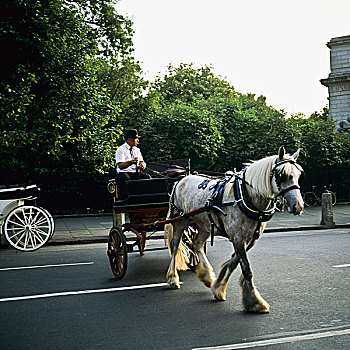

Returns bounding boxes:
[213,294,226,301]
[244,302,270,313]
[211,282,227,301]
[167,277,180,289]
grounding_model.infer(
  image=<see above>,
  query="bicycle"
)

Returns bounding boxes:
[303,185,336,207]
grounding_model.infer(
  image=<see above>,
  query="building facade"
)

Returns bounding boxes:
[320,35,350,130]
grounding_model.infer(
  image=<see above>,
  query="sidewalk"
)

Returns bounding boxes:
[50,204,350,246]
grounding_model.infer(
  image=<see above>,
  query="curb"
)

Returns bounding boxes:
[53,213,112,219]
[1,224,349,250]
[265,223,350,233]
[46,223,350,247]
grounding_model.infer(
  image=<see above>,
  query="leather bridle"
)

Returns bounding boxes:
[271,159,304,198]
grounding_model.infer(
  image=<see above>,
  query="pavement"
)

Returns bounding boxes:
[0,204,348,249]
[48,203,350,246]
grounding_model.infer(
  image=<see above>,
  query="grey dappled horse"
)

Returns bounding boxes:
[165,147,304,313]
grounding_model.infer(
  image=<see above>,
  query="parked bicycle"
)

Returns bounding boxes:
[303,185,336,207]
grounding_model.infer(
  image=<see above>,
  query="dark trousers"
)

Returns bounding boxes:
[116,172,151,200]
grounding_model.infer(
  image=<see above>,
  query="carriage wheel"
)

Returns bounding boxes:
[3,205,52,251]
[182,224,205,272]
[40,207,55,239]
[107,227,128,280]
[303,192,317,207]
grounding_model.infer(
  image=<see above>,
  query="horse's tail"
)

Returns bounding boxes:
[164,223,189,271]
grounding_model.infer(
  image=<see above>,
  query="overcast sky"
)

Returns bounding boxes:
[116,0,350,116]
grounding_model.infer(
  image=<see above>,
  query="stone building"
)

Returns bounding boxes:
[320,35,350,130]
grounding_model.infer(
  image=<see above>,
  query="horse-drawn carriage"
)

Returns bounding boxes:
[106,148,305,313]
[106,159,201,280]
[0,184,55,251]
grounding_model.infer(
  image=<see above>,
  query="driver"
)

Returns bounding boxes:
[115,129,150,199]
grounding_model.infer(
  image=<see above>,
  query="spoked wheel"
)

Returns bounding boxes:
[40,207,55,239]
[107,227,128,280]
[329,191,337,206]
[303,192,317,207]
[121,227,146,256]
[3,205,53,251]
[182,223,204,272]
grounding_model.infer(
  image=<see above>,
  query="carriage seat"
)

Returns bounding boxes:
[111,158,189,211]
[0,184,39,201]
[113,178,173,210]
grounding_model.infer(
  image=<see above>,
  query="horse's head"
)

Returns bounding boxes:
[271,147,304,215]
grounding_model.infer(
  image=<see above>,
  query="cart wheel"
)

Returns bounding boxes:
[3,205,52,251]
[137,232,147,256]
[182,224,204,272]
[329,191,337,206]
[107,227,128,280]
[303,192,317,207]
[40,207,55,239]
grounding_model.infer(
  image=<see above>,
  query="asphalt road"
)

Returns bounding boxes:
[0,229,349,350]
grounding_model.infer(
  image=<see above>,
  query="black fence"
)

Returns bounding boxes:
[35,173,113,215]
[21,165,350,215]
[301,166,350,202]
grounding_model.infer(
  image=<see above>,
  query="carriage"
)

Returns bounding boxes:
[0,184,55,251]
[106,159,202,280]
[106,147,305,314]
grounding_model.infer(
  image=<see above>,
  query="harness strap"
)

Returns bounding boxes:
[233,176,276,222]
[277,184,300,197]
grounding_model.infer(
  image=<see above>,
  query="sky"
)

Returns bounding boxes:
[116,0,350,116]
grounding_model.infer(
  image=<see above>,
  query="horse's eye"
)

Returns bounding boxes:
[277,173,287,182]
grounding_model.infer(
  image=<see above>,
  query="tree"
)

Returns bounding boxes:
[0,0,134,181]
[94,56,148,116]
[152,63,236,104]
[74,0,134,58]
[140,98,224,169]
[136,64,290,171]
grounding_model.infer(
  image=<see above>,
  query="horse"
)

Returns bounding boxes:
[164,147,304,313]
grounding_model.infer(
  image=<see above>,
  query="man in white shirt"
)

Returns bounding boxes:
[115,129,150,199]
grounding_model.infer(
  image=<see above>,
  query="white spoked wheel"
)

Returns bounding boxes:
[3,205,52,251]
[40,207,55,238]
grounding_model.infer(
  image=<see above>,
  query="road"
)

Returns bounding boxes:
[0,229,349,349]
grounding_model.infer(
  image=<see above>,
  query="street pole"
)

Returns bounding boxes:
[320,192,335,227]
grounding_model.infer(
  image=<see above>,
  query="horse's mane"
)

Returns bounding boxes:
[244,153,297,198]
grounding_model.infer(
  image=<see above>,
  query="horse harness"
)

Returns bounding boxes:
[170,158,303,245]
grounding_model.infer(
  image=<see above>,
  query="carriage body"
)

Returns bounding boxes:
[106,159,200,279]
[0,185,55,251]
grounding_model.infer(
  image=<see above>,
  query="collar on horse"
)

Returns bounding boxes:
[198,172,277,245]
[233,172,276,223]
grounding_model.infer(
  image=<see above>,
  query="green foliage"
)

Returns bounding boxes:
[74,0,134,57]
[0,0,348,197]
[0,0,133,180]
[94,56,148,115]
[152,63,236,104]
[139,98,224,169]
[286,112,349,169]
[122,63,349,176]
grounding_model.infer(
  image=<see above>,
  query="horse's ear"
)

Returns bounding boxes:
[278,146,286,160]
[292,149,300,160]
